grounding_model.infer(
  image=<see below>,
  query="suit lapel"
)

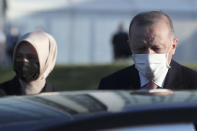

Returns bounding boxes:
[163,60,184,90]
[128,65,141,90]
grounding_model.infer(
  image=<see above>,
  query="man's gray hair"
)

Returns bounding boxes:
[129,11,175,39]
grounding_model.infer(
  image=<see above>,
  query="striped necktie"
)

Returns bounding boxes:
[141,81,158,90]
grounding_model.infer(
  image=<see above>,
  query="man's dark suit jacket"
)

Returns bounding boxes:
[0,76,54,96]
[98,60,197,90]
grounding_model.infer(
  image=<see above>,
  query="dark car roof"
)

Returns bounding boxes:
[1,89,197,130]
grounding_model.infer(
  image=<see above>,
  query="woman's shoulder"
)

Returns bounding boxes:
[0,76,20,95]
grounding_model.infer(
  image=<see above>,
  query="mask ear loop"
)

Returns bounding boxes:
[166,40,173,68]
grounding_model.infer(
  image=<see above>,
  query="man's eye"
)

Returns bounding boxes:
[152,47,160,51]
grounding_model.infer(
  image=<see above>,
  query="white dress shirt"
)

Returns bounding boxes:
[139,70,168,88]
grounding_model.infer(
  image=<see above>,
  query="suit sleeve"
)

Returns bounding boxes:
[98,79,106,90]
[98,78,114,90]
[98,77,117,90]
[185,68,197,89]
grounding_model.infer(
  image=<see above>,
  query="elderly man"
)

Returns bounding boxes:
[98,11,197,90]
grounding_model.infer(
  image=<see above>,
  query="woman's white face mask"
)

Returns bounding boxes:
[133,42,172,81]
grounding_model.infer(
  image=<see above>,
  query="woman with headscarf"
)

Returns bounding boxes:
[0,31,57,95]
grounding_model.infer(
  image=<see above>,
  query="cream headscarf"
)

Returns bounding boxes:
[13,31,57,95]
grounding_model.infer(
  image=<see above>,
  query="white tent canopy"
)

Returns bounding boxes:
[67,0,197,12]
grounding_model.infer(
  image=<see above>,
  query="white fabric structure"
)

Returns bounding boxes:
[7,0,197,64]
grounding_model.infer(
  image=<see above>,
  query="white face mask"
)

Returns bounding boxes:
[133,42,172,81]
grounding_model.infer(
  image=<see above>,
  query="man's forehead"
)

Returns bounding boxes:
[131,21,171,47]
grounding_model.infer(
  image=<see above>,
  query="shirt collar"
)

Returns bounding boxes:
[139,71,168,88]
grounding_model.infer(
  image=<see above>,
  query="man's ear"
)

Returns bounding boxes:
[172,38,178,55]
